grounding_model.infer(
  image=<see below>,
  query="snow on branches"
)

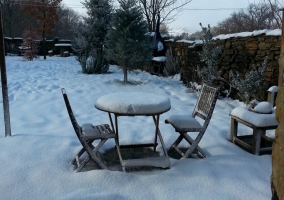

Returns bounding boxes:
[197,23,222,86]
[229,57,268,104]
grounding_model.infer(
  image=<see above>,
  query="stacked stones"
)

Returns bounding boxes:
[165,30,281,101]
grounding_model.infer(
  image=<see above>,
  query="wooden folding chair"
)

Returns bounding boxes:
[61,88,116,172]
[165,84,219,159]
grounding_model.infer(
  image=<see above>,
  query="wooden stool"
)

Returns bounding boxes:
[229,106,278,155]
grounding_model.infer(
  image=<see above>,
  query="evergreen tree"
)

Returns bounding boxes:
[82,0,112,54]
[72,0,112,74]
[197,23,222,86]
[105,0,152,84]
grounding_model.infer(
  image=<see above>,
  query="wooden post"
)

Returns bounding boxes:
[0,2,12,137]
[272,8,284,200]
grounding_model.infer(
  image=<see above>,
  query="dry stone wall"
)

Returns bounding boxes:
[165,30,281,101]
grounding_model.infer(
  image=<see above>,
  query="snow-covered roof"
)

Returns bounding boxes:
[55,43,72,47]
[176,39,195,44]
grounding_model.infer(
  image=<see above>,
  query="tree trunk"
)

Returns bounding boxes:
[123,66,128,84]
[42,22,46,59]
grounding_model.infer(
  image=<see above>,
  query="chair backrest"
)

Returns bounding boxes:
[192,84,219,125]
[61,88,82,140]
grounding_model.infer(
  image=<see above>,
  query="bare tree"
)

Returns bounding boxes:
[23,0,62,59]
[265,0,283,27]
[2,0,33,37]
[213,2,280,35]
[138,0,192,32]
[160,23,169,35]
[53,5,82,39]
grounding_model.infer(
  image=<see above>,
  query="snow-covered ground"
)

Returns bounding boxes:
[0,56,273,199]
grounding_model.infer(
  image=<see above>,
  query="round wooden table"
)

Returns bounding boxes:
[95,92,171,171]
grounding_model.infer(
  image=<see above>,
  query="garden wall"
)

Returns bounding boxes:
[165,29,281,101]
[4,37,72,56]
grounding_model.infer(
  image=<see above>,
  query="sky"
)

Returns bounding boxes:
[62,0,264,35]
[0,54,275,199]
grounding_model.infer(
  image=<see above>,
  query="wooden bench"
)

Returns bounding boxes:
[229,106,278,155]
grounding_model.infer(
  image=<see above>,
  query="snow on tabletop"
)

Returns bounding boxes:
[230,106,278,127]
[95,92,171,115]
[267,86,279,92]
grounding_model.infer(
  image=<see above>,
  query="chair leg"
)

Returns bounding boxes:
[168,134,183,152]
[182,131,205,159]
[74,156,90,173]
[88,139,109,169]
[71,147,86,165]
[182,133,206,158]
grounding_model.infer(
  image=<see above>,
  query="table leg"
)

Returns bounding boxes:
[107,112,125,170]
[108,112,115,133]
[230,117,238,143]
[152,115,168,157]
[153,115,159,152]
[253,129,265,156]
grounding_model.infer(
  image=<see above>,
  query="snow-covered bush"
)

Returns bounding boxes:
[72,27,92,73]
[197,23,222,86]
[163,47,180,77]
[72,0,112,74]
[86,54,109,74]
[229,57,267,104]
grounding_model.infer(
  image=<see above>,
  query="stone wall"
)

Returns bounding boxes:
[165,30,281,101]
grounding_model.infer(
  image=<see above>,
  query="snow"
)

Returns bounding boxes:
[0,56,274,199]
[95,92,171,115]
[230,106,278,127]
[178,29,282,48]
[55,43,72,47]
[253,102,273,114]
[267,86,279,93]
[165,115,203,129]
[157,41,164,51]
[152,56,167,62]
